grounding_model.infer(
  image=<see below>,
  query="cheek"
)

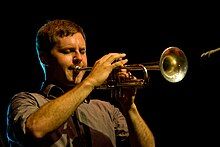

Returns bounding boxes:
[82,56,88,66]
[56,55,72,68]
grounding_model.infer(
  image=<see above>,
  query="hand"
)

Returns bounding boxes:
[116,68,138,112]
[85,53,128,87]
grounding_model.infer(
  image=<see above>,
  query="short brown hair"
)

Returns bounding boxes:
[36,19,86,54]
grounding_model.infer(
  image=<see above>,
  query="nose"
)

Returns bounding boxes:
[73,52,82,65]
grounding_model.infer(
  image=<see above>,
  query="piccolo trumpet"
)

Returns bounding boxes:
[73,47,188,89]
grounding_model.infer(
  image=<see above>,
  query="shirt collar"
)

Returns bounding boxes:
[41,82,64,99]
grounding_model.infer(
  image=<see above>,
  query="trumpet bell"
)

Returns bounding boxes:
[159,47,188,83]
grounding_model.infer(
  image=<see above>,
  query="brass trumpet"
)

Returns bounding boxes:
[74,46,188,89]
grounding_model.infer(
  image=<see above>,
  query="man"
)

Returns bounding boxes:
[7,19,155,147]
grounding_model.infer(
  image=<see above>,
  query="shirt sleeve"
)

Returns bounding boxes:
[7,92,46,144]
[112,105,129,144]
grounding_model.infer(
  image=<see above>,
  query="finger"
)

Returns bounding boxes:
[106,53,126,64]
[117,71,130,78]
[119,68,127,72]
[96,53,126,65]
[112,59,128,68]
[117,72,129,79]
[95,53,116,64]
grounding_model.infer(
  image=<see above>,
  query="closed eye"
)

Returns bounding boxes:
[80,48,86,54]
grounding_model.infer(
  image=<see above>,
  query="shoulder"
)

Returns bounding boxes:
[9,92,48,108]
[10,92,44,101]
[12,91,41,98]
[90,99,112,105]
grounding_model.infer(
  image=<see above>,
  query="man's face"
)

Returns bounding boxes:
[47,32,87,86]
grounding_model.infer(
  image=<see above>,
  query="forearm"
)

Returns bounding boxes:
[26,79,94,138]
[125,104,155,147]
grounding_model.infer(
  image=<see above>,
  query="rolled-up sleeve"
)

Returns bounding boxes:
[112,106,129,140]
[7,92,46,144]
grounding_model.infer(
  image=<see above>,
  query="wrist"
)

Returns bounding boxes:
[123,103,138,116]
[82,78,96,89]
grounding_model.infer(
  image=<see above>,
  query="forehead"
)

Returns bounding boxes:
[56,33,86,47]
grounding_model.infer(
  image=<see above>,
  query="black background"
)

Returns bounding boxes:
[0,2,220,147]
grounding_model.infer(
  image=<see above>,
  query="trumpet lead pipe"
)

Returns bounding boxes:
[125,64,160,71]
[73,64,160,71]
